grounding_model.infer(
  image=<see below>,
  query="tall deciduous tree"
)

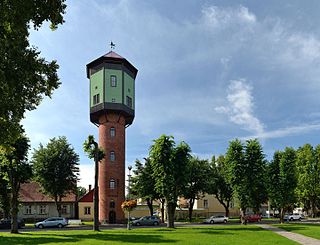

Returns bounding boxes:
[182,157,210,222]
[0,0,66,145]
[225,139,248,224]
[267,148,297,223]
[83,135,105,231]
[208,155,233,217]
[0,134,32,233]
[32,136,79,217]
[150,135,191,228]
[0,170,10,219]
[131,158,159,216]
[296,144,320,217]
[244,139,268,213]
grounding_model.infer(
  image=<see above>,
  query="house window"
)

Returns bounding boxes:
[111,75,117,87]
[203,200,208,209]
[84,207,91,215]
[39,205,47,215]
[61,205,68,214]
[110,151,115,161]
[25,205,32,215]
[110,127,115,137]
[126,96,132,108]
[111,98,116,103]
[110,179,116,189]
[93,94,100,105]
[110,200,115,208]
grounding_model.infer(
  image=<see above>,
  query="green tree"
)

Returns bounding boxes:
[83,135,105,231]
[0,170,10,219]
[0,0,66,146]
[182,157,210,222]
[32,136,79,217]
[208,155,233,217]
[267,148,297,223]
[296,144,320,217]
[150,135,191,228]
[131,158,159,216]
[77,186,87,199]
[225,139,248,224]
[0,134,32,233]
[244,139,268,213]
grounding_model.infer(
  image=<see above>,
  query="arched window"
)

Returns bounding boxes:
[110,151,115,161]
[110,127,115,138]
[110,179,116,189]
[110,200,115,208]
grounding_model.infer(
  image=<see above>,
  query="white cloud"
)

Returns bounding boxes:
[215,79,264,136]
[78,164,94,189]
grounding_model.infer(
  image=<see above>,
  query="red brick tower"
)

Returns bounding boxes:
[86,51,137,223]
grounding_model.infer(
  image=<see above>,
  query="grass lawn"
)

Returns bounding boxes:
[275,223,320,240]
[0,225,298,245]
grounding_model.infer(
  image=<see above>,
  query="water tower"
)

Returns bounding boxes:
[86,49,138,223]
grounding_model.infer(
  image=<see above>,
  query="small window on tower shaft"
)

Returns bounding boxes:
[110,201,115,208]
[93,94,100,105]
[110,151,115,161]
[110,127,115,137]
[111,75,117,87]
[110,179,116,189]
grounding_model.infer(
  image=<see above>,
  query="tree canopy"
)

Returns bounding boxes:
[32,136,79,217]
[0,0,66,145]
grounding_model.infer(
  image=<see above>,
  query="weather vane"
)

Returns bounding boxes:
[110,41,115,50]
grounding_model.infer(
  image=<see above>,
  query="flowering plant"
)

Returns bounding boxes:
[121,199,137,211]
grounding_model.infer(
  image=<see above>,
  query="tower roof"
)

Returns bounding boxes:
[86,51,138,79]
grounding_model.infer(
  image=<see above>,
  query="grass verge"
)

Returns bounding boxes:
[0,225,298,245]
[275,223,320,240]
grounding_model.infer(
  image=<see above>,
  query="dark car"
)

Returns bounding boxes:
[0,218,25,229]
[132,216,161,226]
[244,214,262,222]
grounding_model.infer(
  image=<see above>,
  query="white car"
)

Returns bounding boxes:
[284,213,302,221]
[204,215,228,224]
[35,217,68,228]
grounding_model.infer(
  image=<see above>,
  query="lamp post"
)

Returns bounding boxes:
[127,165,132,230]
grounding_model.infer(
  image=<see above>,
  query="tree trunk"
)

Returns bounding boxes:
[146,198,154,216]
[311,200,316,218]
[93,150,99,231]
[11,188,18,233]
[55,196,62,217]
[280,208,285,224]
[160,198,165,223]
[215,195,230,217]
[240,208,247,225]
[167,202,176,228]
[188,198,195,222]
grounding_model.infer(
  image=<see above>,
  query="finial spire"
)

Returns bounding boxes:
[110,41,115,50]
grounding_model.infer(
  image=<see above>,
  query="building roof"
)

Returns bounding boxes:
[19,182,76,203]
[86,50,138,79]
[78,189,94,202]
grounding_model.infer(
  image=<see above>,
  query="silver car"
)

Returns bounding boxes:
[132,216,161,226]
[204,215,229,224]
[35,217,68,228]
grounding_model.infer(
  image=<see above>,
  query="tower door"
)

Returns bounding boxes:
[109,211,116,224]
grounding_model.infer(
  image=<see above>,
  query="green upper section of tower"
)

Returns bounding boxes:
[86,51,138,125]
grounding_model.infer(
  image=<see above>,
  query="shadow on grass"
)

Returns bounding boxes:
[0,232,177,244]
[276,223,319,232]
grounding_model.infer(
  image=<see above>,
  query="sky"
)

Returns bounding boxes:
[23,0,320,189]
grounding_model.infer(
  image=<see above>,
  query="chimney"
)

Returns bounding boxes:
[89,185,92,192]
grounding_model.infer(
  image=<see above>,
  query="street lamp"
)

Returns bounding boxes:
[127,165,132,230]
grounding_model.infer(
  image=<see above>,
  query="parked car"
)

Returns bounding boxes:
[35,217,68,228]
[0,218,25,229]
[244,214,262,222]
[284,213,302,221]
[204,215,229,224]
[132,216,160,226]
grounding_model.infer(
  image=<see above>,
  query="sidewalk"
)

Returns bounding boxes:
[257,224,320,245]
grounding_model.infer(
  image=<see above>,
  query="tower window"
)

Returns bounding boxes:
[93,94,100,105]
[110,179,116,189]
[111,75,117,87]
[110,200,115,208]
[110,127,115,137]
[126,96,132,108]
[110,151,115,161]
